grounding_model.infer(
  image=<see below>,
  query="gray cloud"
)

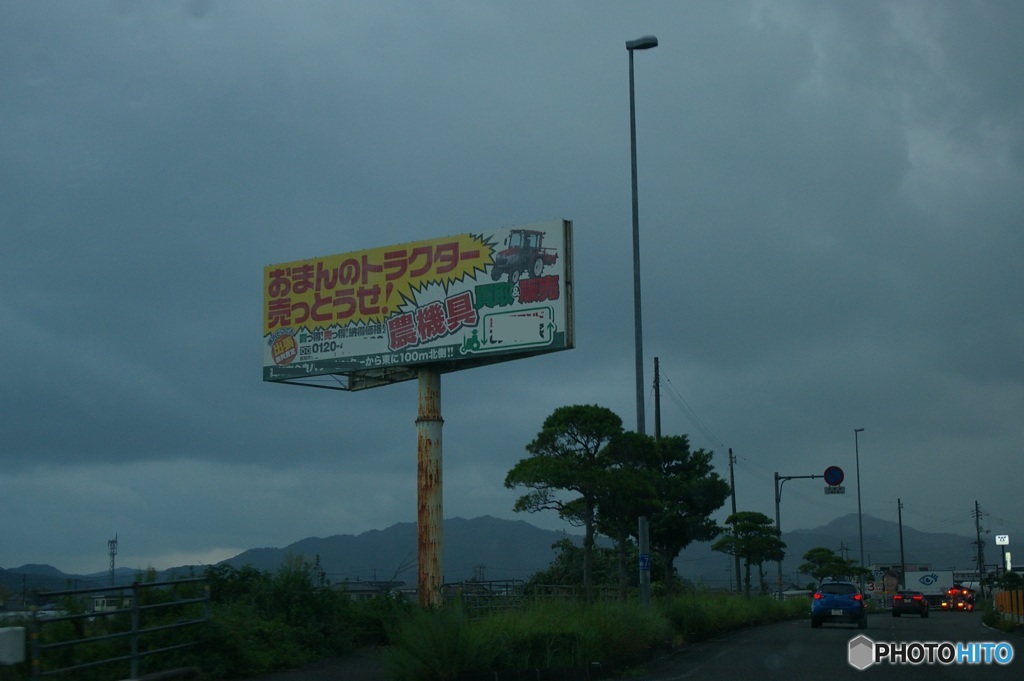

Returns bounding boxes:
[1,1,1020,577]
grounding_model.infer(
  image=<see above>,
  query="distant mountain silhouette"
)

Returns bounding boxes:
[785,514,981,569]
[3,514,1002,596]
[223,516,584,584]
[671,513,992,589]
[209,513,995,589]
[9,564,64,577]
[0,565,134,595]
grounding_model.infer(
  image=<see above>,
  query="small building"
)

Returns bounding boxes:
[92,596,132,612]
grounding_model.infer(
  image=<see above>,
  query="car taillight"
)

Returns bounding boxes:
[853,594,862,601]
[813,593,822,599]
[894,595,903,601]
[912,595,922,601]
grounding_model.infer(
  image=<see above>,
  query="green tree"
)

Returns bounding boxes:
[988,570,1023,591]
[712,512,786,596]
[798,547,865,586]
[504,404,623,602]
[594,431,659,600]
[524,538,620,594]
[647,436,730,596]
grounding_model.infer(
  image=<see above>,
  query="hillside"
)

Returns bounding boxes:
[223,515,583,584]
[3,513,1002,595]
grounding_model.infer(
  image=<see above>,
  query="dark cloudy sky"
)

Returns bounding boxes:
[2,0,1021,579]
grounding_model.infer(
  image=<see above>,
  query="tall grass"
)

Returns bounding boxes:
[660,592,807,643]
[383,593,808,680]
[380,607,497,681]
[8,563,810,681]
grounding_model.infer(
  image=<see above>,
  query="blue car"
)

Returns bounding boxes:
[811,580,867,629]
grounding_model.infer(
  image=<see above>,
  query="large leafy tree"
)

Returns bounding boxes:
[594,431,659,600]
[524,538,620,595]
[647,436,730,596]
[799,547,867,586]
[712,511,786,596]
[504,404,623,602]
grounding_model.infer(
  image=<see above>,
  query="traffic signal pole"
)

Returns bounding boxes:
[774,472,821,597]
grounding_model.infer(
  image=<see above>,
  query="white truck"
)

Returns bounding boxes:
[903,570,954,606]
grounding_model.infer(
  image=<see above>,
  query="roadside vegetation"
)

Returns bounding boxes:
[982,571,1024,634]
[3,558,809,681]
[382,592,807,681]
[15,401,1013,679]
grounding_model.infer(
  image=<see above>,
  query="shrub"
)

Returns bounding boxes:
[660,592,808,643]
[381,607,498,681]
[346,593,416,645]
[383,599,674,679]
[199,559,359,677]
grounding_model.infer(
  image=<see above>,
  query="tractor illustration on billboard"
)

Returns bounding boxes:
[490,228,559,284]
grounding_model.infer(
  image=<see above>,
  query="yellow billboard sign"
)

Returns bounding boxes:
[263,220,574,389]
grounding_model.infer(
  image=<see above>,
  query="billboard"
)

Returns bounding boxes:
[263,220,574,389]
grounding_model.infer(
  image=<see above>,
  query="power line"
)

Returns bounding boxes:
[656,366,726,450]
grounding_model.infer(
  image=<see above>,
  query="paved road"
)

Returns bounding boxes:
[244,649,387,681]
[635,611,1019,681]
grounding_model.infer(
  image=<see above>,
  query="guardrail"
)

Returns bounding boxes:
[29,577,209,680]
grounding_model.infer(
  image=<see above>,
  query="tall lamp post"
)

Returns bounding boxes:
[854,428,866,593]
[627,33,657,606]
[627,34,657,436]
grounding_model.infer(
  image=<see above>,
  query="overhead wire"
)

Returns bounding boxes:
[650,365,726,450]
[642,365,989,548]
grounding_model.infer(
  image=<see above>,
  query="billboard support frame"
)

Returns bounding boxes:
[263,220,574,608]
[417,368,444,607]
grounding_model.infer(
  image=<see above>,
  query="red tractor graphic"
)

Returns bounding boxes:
[490,229,559,284]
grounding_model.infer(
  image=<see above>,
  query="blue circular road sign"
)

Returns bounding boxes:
[824,465,845,486]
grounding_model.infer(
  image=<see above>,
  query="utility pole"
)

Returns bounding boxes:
[728,448,740,592]
[638,356,659,606]
[974,501,986,597]
[774,471,821,597]
[897,499,906,589]
[653,357,661,439]
[108,534,118,586]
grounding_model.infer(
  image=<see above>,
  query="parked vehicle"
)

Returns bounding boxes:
[892,590,929,617]
[811,580,868,629]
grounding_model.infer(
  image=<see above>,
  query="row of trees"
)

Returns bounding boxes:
[503,404,883,600]
[503,404,731,601]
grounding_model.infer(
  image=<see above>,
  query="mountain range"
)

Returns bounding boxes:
[2,513,1009,596]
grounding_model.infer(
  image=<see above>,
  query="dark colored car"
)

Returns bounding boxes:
[892,590,929,617]
[811,580,867,629]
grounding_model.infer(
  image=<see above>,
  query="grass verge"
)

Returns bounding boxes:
[382,593,809,680]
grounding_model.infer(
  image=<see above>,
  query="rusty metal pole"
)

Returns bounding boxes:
[417,368,443,607]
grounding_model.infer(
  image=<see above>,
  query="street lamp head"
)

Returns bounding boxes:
[626,35,659,51]
[854,428,865,433]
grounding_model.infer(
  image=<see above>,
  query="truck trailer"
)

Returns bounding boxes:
[903,570,955,607]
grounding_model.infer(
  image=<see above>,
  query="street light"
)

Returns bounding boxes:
[627,34,657,437]
[627,33,657,606]
[854,428,865,593]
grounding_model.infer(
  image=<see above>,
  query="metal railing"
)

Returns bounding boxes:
[443,579,526,618]
[29,578,209,680]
